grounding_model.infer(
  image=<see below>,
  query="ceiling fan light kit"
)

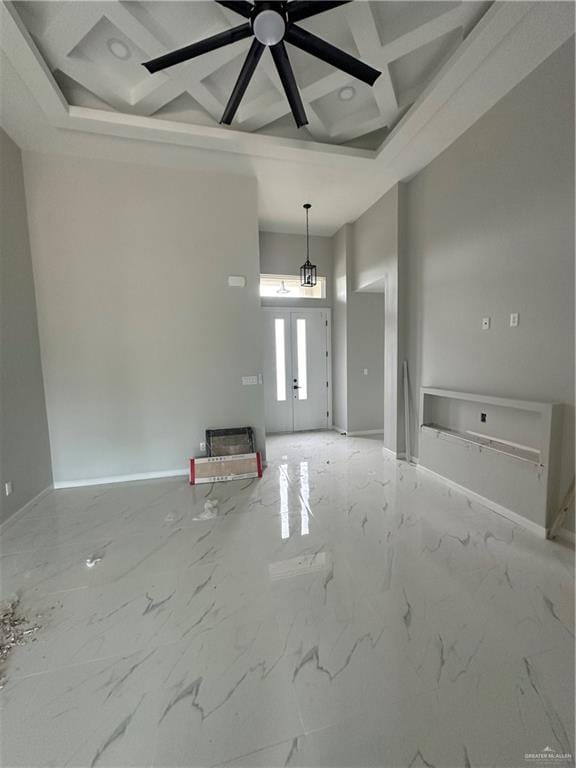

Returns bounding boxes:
[142,0,381,129]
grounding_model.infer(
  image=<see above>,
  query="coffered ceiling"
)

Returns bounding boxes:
[0,1,573,233]
[12,0,490,147]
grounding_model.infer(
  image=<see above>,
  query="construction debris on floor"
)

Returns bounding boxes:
[190,426,262,485]
[0,597,41,689]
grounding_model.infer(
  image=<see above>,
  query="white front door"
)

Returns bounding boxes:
[262,308,330,433]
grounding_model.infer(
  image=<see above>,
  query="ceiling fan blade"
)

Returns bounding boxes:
[142,23,252,73]
[284,24,381,85]
[214,1,253,19]
[287,1,351,23]
[221,39,265,124]
[270,41,308,128]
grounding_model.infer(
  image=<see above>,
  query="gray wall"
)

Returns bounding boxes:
[346,289,385,433]
[331,226,348,432]
[23,152,265,484]
[0,129,52,522]
[352,185,403,449]
[404,39,575,526]
[331,224,385,434]
[259,231,333,308]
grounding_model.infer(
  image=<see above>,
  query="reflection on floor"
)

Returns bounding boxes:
[1,432,574,767]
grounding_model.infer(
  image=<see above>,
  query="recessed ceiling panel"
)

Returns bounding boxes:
[203,47,272,106]
[11,0,492,147]
[52,69,116,112]
[390,27,463,100]
[137,1,228,49]
[372,1,460,47]
[312,82,379,130]
[152,92,218,127]
[69,17,148,92]
[13,1,67,37]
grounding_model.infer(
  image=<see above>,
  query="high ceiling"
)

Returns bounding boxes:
[1,2,573,233]
[14,0,490,148]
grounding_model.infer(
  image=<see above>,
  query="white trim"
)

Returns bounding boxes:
[416,464,546,538]
[260,275,328,301]
[466,430,539,456]
[0,485,53,531]
[347,429,384,437]
[54,469,188,489]
[556,528,575,546]
[382,446,405,461]
[333,426,347,435]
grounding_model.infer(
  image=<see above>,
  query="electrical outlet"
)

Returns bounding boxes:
[199,442,206,453]
[510,312,519,327]
[481,317,491,330]
[4,481,13,496]
[480,412,487,423]
[362,368,368,376]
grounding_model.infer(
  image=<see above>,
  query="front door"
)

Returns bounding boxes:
[262,309,331,433]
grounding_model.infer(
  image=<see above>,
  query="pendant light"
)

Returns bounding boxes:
[300,203,317,288]
[276,280,290,295]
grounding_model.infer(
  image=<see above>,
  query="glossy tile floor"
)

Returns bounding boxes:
[1,432,574,768]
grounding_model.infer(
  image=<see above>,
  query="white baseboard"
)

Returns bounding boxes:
[0,485,53,531]
[382,446,406,460]
[347,429,384,437]
[416,464,547,538]
[54,469,189,490]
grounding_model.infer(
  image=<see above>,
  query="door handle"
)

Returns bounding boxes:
[293,384,301,390]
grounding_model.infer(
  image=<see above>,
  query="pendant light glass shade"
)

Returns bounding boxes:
[300,203,317,287]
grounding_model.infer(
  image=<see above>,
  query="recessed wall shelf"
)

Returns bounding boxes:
[420,425,541,465]
[418,387,561,535]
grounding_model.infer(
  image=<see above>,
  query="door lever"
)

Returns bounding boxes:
[293,384,301,390]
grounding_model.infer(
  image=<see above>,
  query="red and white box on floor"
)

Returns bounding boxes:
[189,452,263,485]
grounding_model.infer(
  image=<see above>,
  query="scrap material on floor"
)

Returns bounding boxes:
[0,597,40,689]
[190,425,262,484]
[205,427,255,457]
[0,432,573,767]
[189,452,262,485]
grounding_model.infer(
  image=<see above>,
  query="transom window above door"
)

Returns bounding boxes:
[260,274,326,299]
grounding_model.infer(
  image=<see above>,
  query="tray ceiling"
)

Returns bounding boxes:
[13,0,491,148]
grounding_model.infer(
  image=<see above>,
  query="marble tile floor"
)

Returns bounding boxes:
[0,432,573,768]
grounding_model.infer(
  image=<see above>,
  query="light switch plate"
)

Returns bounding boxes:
[510,312,519,327]
[228,275,246,287]
[4,481,12,497]
[242,375,258,386]
[362,368,368,376]
[482,317,491,330]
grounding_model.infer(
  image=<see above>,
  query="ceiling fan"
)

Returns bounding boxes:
[142,1,381,128]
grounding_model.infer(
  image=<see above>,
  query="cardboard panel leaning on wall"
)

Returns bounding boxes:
[24,152,265,485]
[404,39,575,526]
[0,129,52,523]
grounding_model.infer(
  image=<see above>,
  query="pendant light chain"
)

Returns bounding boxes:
[300,203,317,288]
[306,204,310,264]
